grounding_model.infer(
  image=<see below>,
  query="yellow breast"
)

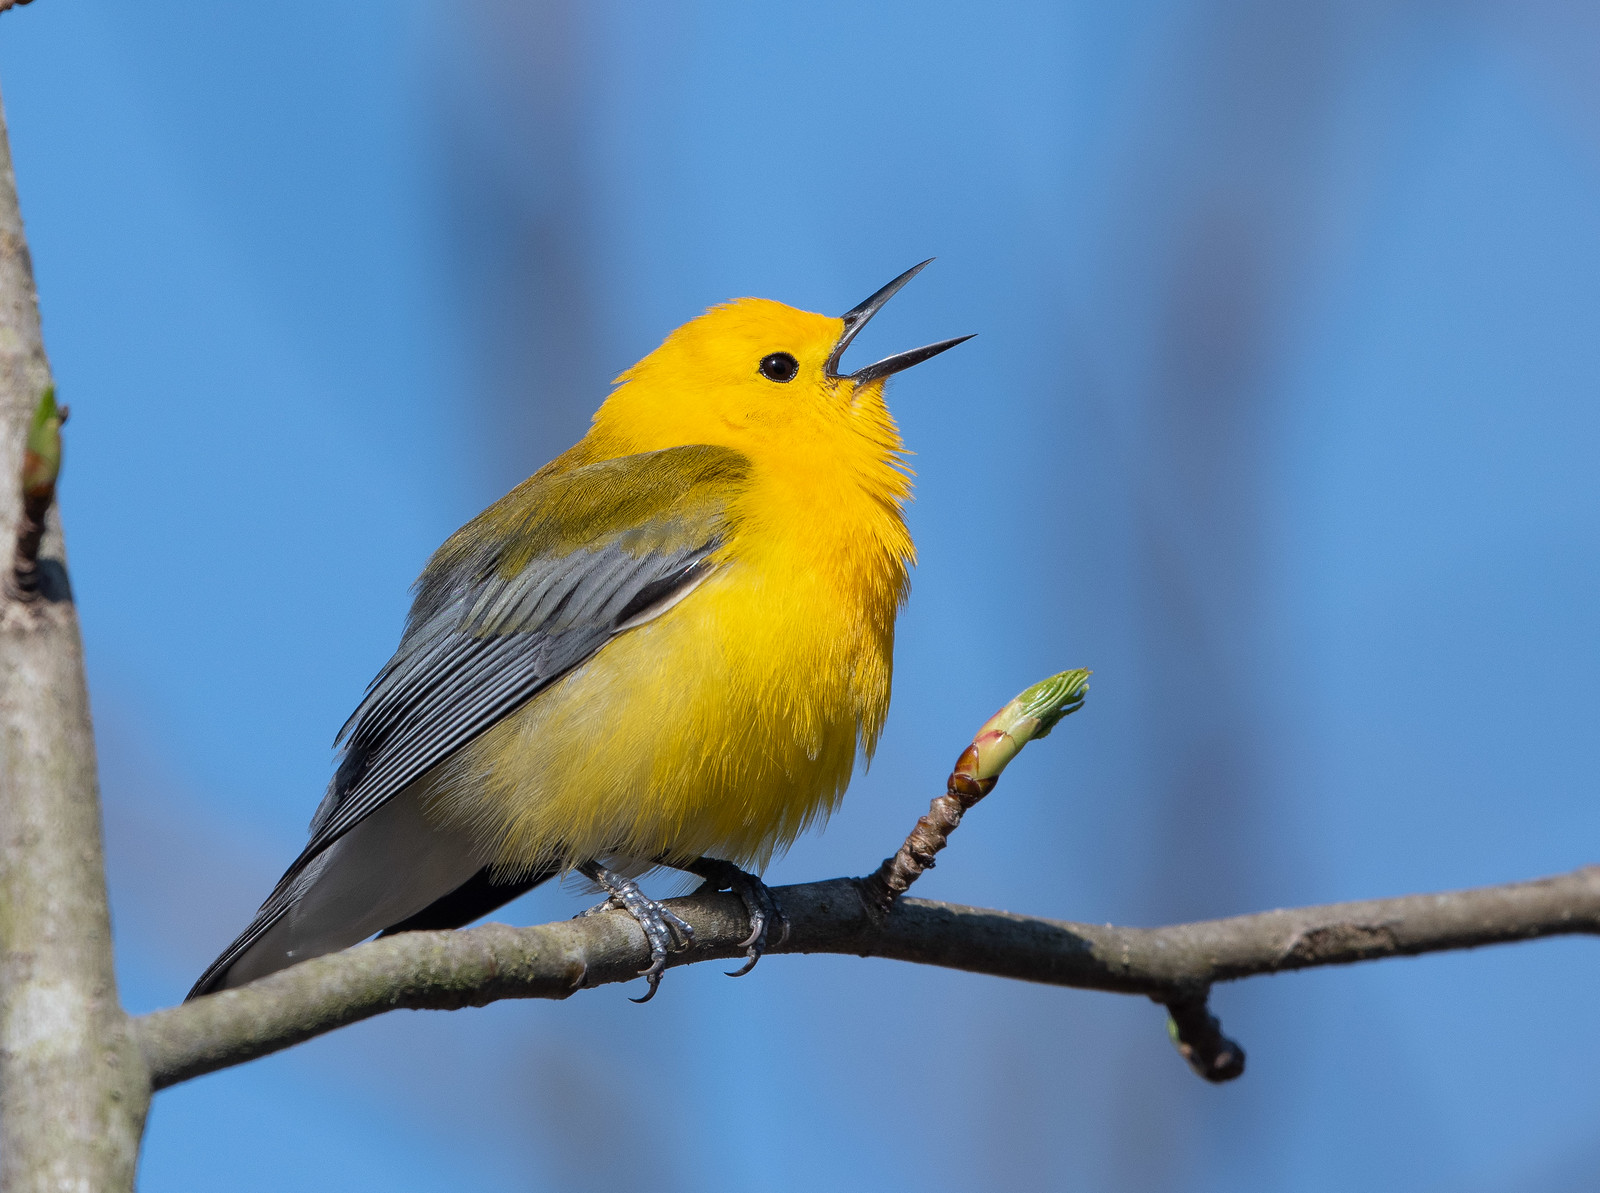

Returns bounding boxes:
[424,443,913,876]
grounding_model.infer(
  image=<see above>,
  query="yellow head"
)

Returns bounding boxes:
[583,262,972,473]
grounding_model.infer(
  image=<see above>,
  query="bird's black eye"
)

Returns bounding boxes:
[758,352,799,383]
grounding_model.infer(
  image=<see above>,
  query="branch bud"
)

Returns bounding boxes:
[21,386,62,500]
[950,669,1090,802]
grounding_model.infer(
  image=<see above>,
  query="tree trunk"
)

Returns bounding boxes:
[0,79,148,1193]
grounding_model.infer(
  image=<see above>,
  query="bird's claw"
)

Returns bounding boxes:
[576,862,694,1003]
[688,858,789,977]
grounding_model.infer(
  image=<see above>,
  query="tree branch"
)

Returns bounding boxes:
[136,866,1600,1090]
[132,664,1600,1091]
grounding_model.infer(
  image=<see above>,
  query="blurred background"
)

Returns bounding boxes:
[4,1,1600,1189]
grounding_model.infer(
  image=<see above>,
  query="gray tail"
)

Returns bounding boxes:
[377,864,555,936]
[187,786,554,1000]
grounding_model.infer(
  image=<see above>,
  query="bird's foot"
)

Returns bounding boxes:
[686,857,790,977]
[576,861,694,1003]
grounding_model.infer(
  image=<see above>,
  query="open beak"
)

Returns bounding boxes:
[823,259,975,385]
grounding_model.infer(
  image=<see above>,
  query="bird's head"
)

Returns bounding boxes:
[588,262,971,466]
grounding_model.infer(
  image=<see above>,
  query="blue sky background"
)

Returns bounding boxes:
[4,2,1600,1189]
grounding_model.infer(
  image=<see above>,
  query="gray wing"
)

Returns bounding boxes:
[188,451,739,998]
[308,541,710,847]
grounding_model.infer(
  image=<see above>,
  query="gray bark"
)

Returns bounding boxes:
[0,83,149,1193]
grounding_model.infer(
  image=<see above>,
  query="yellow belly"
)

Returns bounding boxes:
[419,554,892,876]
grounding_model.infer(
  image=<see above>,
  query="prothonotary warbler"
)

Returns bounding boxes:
[190,261,971,1000]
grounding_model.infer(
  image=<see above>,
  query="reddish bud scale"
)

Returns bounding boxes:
[21,449,52,500]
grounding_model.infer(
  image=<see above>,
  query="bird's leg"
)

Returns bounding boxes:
[683,857,790,977]
[576,861,694,1003]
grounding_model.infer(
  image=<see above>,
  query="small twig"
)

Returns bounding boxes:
[856,665,1251,1081]
[861,669,1089,911]
[857,667,1253,1082]
[1165,994,1247,1083]
[8,387,64,601]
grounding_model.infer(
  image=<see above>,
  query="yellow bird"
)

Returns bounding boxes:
[191,262,970,1000]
